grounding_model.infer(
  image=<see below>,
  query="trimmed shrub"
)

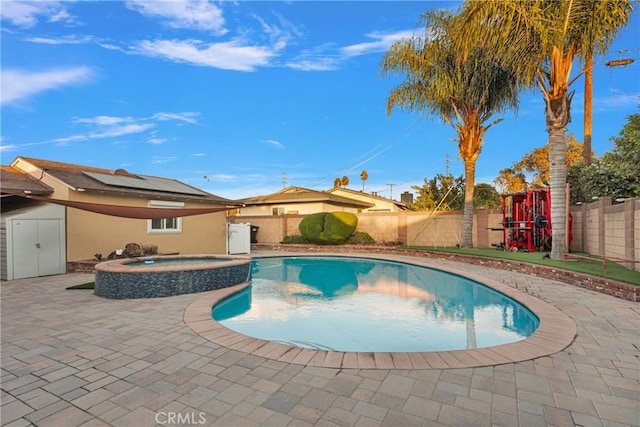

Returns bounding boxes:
[281,235,312,244]
[298,212,325,240]
[346,231,376,245]
[299,211,358,244]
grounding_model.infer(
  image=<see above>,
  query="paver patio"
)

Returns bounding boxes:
[1,251,638,426]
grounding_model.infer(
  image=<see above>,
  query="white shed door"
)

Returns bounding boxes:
[228,223,250,254]
[36,220,62,276]
[12,219,62,280]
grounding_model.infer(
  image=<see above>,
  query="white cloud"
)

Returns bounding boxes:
[6,111,199,150]
[151,156,178,164]
[23,34,128,55]
[340,30,417,57]
[127,9,300,72]
[90,123,155,139]
[251,12,301,49]
[133,38,277,72]
[0,1,75,28]
[286,58,339,72]
[286,29,416,72]
[74,116,134,126]
[24,35,99,45]
[54,122,154,144]
[0,111,187,152]
[0,144,18,153]
[145,130,166,145]
[126,0,227,35]
[1,67,94,105]
[126,38,273,71]
[210,173,237,182]
[594,92,640,112]
[152,112,200,125]
[264,139,284,149]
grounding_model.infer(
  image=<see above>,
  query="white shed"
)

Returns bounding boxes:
[1,203,66,280]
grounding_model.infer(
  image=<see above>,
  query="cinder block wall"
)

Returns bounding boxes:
[635,203,640,270]
[230,197,639,272]
[605,204,627,260]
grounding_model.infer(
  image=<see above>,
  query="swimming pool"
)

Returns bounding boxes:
[213,256,540,352]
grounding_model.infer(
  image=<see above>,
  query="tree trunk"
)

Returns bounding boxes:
[546,94,571,260]
[584,56,593,165]
[460,158,476,248]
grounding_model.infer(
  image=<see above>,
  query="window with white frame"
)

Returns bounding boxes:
[148,200,183,234]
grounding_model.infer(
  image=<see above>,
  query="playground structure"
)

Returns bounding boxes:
[498,188,570,252]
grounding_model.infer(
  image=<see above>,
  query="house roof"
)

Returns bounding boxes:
[326,187,409,210]
[0,166,54,195]
[240,186,374,208]
[6,157,236,205]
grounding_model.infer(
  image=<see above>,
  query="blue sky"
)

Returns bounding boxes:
[2,1,639,200]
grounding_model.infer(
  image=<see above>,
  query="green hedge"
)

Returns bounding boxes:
[298,212,358,244]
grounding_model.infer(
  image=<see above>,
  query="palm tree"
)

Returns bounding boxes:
[360,170,368,192]
[341,176,349,187]
[333,177,342,188]
[456,0,633,259]
[381,10,519,248]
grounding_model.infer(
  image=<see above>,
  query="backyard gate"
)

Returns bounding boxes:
[228,223,250,255]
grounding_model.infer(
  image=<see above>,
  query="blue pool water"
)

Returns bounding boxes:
[213,257,539,352]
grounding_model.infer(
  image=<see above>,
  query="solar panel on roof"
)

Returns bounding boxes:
[83,172,208,196]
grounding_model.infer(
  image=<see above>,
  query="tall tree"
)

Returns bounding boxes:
[495,137,584,193]
[333,178,342,188]
[473,183,501,209]
[360,170,368,192]
[381,10,519,248]
[456,0,633,259]
[604,112,640,186]
[570,112,640,203]
[410,174,465,211]
[341,176,349,187]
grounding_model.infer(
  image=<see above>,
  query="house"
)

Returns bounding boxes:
[1,157,237,280]
[236,186,374,216]
[326,187,409,212]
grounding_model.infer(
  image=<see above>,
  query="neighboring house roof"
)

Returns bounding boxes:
[8,157,235,205]
[0,165,54,195]
[326,187,409,210]
[240,186,374,208]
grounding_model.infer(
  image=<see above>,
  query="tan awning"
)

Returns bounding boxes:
[5,193,233,219]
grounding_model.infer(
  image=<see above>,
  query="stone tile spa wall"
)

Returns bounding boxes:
[94,255,252,299]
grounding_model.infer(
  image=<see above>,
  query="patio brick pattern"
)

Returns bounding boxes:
[2,251,638,426]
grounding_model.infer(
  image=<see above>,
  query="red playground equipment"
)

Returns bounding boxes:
[498,188,571,252]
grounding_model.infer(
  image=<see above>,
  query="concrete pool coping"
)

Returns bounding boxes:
[184,253,577,370]
[94,254,252,273]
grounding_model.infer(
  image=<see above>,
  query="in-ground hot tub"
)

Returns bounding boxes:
[94,254,252,299]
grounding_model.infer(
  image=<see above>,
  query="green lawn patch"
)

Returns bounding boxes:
[402,246,640,285]
[66,282,95,290]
